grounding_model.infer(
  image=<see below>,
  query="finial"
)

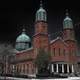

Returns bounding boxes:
[22,24,26,33]
[40,0,43,7]
[66,9,69,16]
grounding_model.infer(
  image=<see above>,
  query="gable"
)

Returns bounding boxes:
[50,37,68,48]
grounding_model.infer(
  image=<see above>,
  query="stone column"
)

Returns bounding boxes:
[36,68,38,74]
[62,64,64,73]
[12,65,15,74]
[47,64,49,70]
[67,64,69,73]
[72,64,74,73]
[25,64,27,74]
[21,65,23,73]
[56,64,58,73]
[51,64,54,72]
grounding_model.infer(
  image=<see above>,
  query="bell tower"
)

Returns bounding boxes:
[33,0,49,54]
[63,10,75,41]
[63,10,78,72]
[35,0,47,34]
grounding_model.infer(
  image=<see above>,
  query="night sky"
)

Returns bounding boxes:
[0,0,80,46]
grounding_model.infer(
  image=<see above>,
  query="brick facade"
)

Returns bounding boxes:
[8,19,80,76]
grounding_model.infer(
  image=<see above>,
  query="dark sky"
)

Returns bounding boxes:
[0,0,80,46]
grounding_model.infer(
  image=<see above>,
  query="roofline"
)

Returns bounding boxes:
[50,37,68,47]
[15,47,33,53]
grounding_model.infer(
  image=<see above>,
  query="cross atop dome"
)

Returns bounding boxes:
[22,25,26,34]
[66,9,69,16]
[15,24,31,51]
[40,0,43,8]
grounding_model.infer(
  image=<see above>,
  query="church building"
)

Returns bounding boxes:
[9,1,80,77]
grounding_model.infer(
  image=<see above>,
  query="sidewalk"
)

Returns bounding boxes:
[0,76,80,80]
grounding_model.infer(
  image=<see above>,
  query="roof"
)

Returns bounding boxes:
[37,7,46,13]
[16,33,31,42]
[64,16,72,21]
[50,37,68,46]
[16,28,31,43]
[15,47,33,54]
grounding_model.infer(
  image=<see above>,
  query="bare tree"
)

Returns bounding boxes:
[0,43,15,75]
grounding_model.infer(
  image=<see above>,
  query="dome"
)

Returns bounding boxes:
[16,33,31,43]
[35,1,47,22]
[37,7,46,13]
[64,16,72,21]
[16,29,31,43]
[15,28,31,51]
[63,10,73,29]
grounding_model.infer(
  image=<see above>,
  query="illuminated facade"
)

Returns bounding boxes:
[9,1,80,77]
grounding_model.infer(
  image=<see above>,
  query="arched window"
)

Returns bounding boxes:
[36,13,38,21]
[53,48,55,56]
[63,49,66,56]
[39,12,41,20]
[65,20,69,27]
[69,20,73,28]
[59,48,60,56]
[43,12,46,21]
